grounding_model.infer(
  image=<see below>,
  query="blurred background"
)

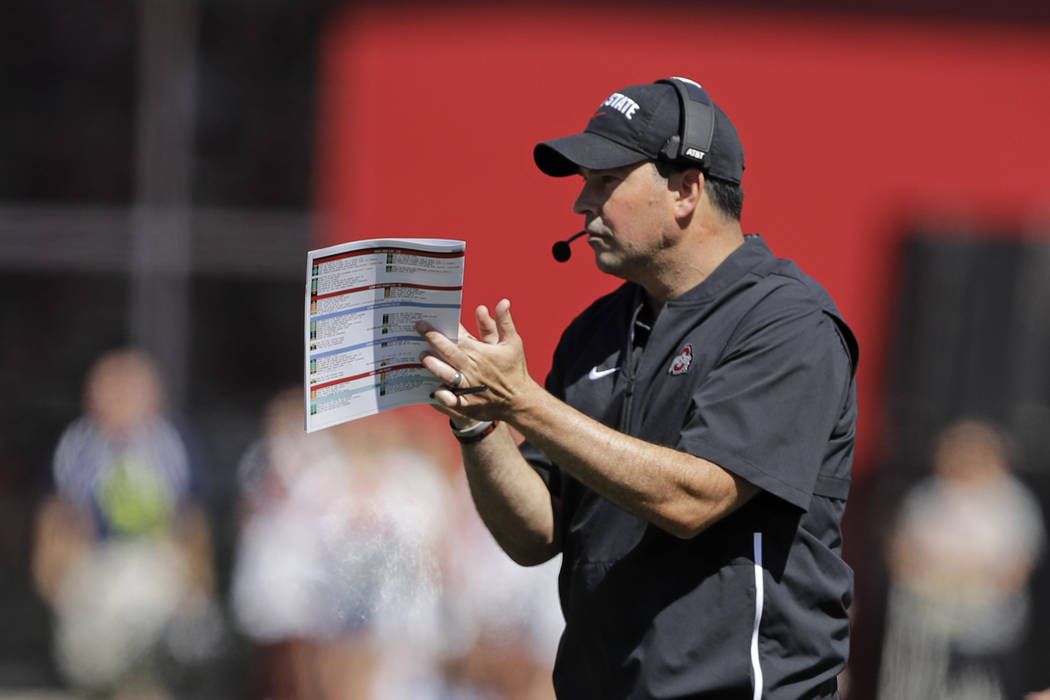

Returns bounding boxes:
[2,0,1049,698]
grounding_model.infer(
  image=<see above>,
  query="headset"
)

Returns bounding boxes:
[656,76,717,168]
[553,77,716,262]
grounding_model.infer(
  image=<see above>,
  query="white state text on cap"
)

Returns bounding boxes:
[601,92,640,120]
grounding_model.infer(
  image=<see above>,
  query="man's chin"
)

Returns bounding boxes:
[593,252,625,277]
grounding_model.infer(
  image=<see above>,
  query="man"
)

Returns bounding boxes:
[417,77,859,699]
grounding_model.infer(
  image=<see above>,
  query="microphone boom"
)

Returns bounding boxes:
[552,231,587,262]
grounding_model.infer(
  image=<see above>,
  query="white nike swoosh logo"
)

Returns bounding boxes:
[588,366,620,380]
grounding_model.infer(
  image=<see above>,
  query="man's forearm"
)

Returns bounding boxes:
[507,384,758,539]
[416,302,753,545]
[460,422,561,566]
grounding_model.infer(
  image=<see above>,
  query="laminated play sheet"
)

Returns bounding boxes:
[304,237,465,431]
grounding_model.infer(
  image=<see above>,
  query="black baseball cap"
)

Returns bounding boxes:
[534,77,744,184]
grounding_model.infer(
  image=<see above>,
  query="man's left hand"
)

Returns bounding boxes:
[416,298,537,424]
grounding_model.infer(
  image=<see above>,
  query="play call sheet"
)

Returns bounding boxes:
[305,238,465,432]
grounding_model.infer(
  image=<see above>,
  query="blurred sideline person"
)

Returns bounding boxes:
[230,390,562,698]
[440,467,563,700]
[879,419,1046,700]
[31,348,218,699]
[417,77,859,698]
[230,390,451,698]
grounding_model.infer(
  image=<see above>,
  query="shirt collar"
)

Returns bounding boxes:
[666,233,771,307]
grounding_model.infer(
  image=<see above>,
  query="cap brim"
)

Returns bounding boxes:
[533,132,649,177]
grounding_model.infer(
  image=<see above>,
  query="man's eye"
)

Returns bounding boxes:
[581,172,619,187]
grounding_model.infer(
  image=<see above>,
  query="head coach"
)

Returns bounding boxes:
[417,76,859,699]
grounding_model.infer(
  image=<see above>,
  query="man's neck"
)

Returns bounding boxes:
[642,223,745,310]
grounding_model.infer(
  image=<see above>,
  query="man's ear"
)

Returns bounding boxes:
[673,168,703,220]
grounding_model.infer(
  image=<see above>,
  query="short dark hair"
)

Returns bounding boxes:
[654,160,744,221]
[704,175,744,221]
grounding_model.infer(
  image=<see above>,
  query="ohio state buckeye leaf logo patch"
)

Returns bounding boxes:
[669,344,693,375]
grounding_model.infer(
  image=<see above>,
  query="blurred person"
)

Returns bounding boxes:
[230,390,455,699]
[30,348,219,699]
[878,419,1046,700]
[438,467,563,700]
[417,77,858,698]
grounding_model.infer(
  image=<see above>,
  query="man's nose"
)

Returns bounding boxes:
[572,182,596,216]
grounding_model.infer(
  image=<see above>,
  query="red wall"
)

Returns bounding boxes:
[315,4,1050,474]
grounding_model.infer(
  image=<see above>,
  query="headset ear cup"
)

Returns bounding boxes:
[660,135,681,161]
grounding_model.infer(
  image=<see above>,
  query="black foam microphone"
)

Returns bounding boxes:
[552,231,587,262]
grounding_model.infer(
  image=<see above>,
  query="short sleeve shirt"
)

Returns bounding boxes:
[520,235,859,699]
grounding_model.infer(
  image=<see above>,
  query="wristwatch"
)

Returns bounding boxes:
[449,418,500,444]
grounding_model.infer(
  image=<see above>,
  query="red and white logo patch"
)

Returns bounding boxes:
[669,344,693,375]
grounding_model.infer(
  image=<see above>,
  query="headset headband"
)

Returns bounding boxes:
[656,77,716,168]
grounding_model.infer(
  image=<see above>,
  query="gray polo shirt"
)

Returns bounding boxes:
[521,234,858,699]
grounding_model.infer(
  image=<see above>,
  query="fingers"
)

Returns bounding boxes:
[425,390,474,422]
[415,301,516,405]
[416,320,464,366]
[420,354,480,413]
[419,349,460,386]
[494,298,517,343]
[429,386,460,410]
[475,305,498,344]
